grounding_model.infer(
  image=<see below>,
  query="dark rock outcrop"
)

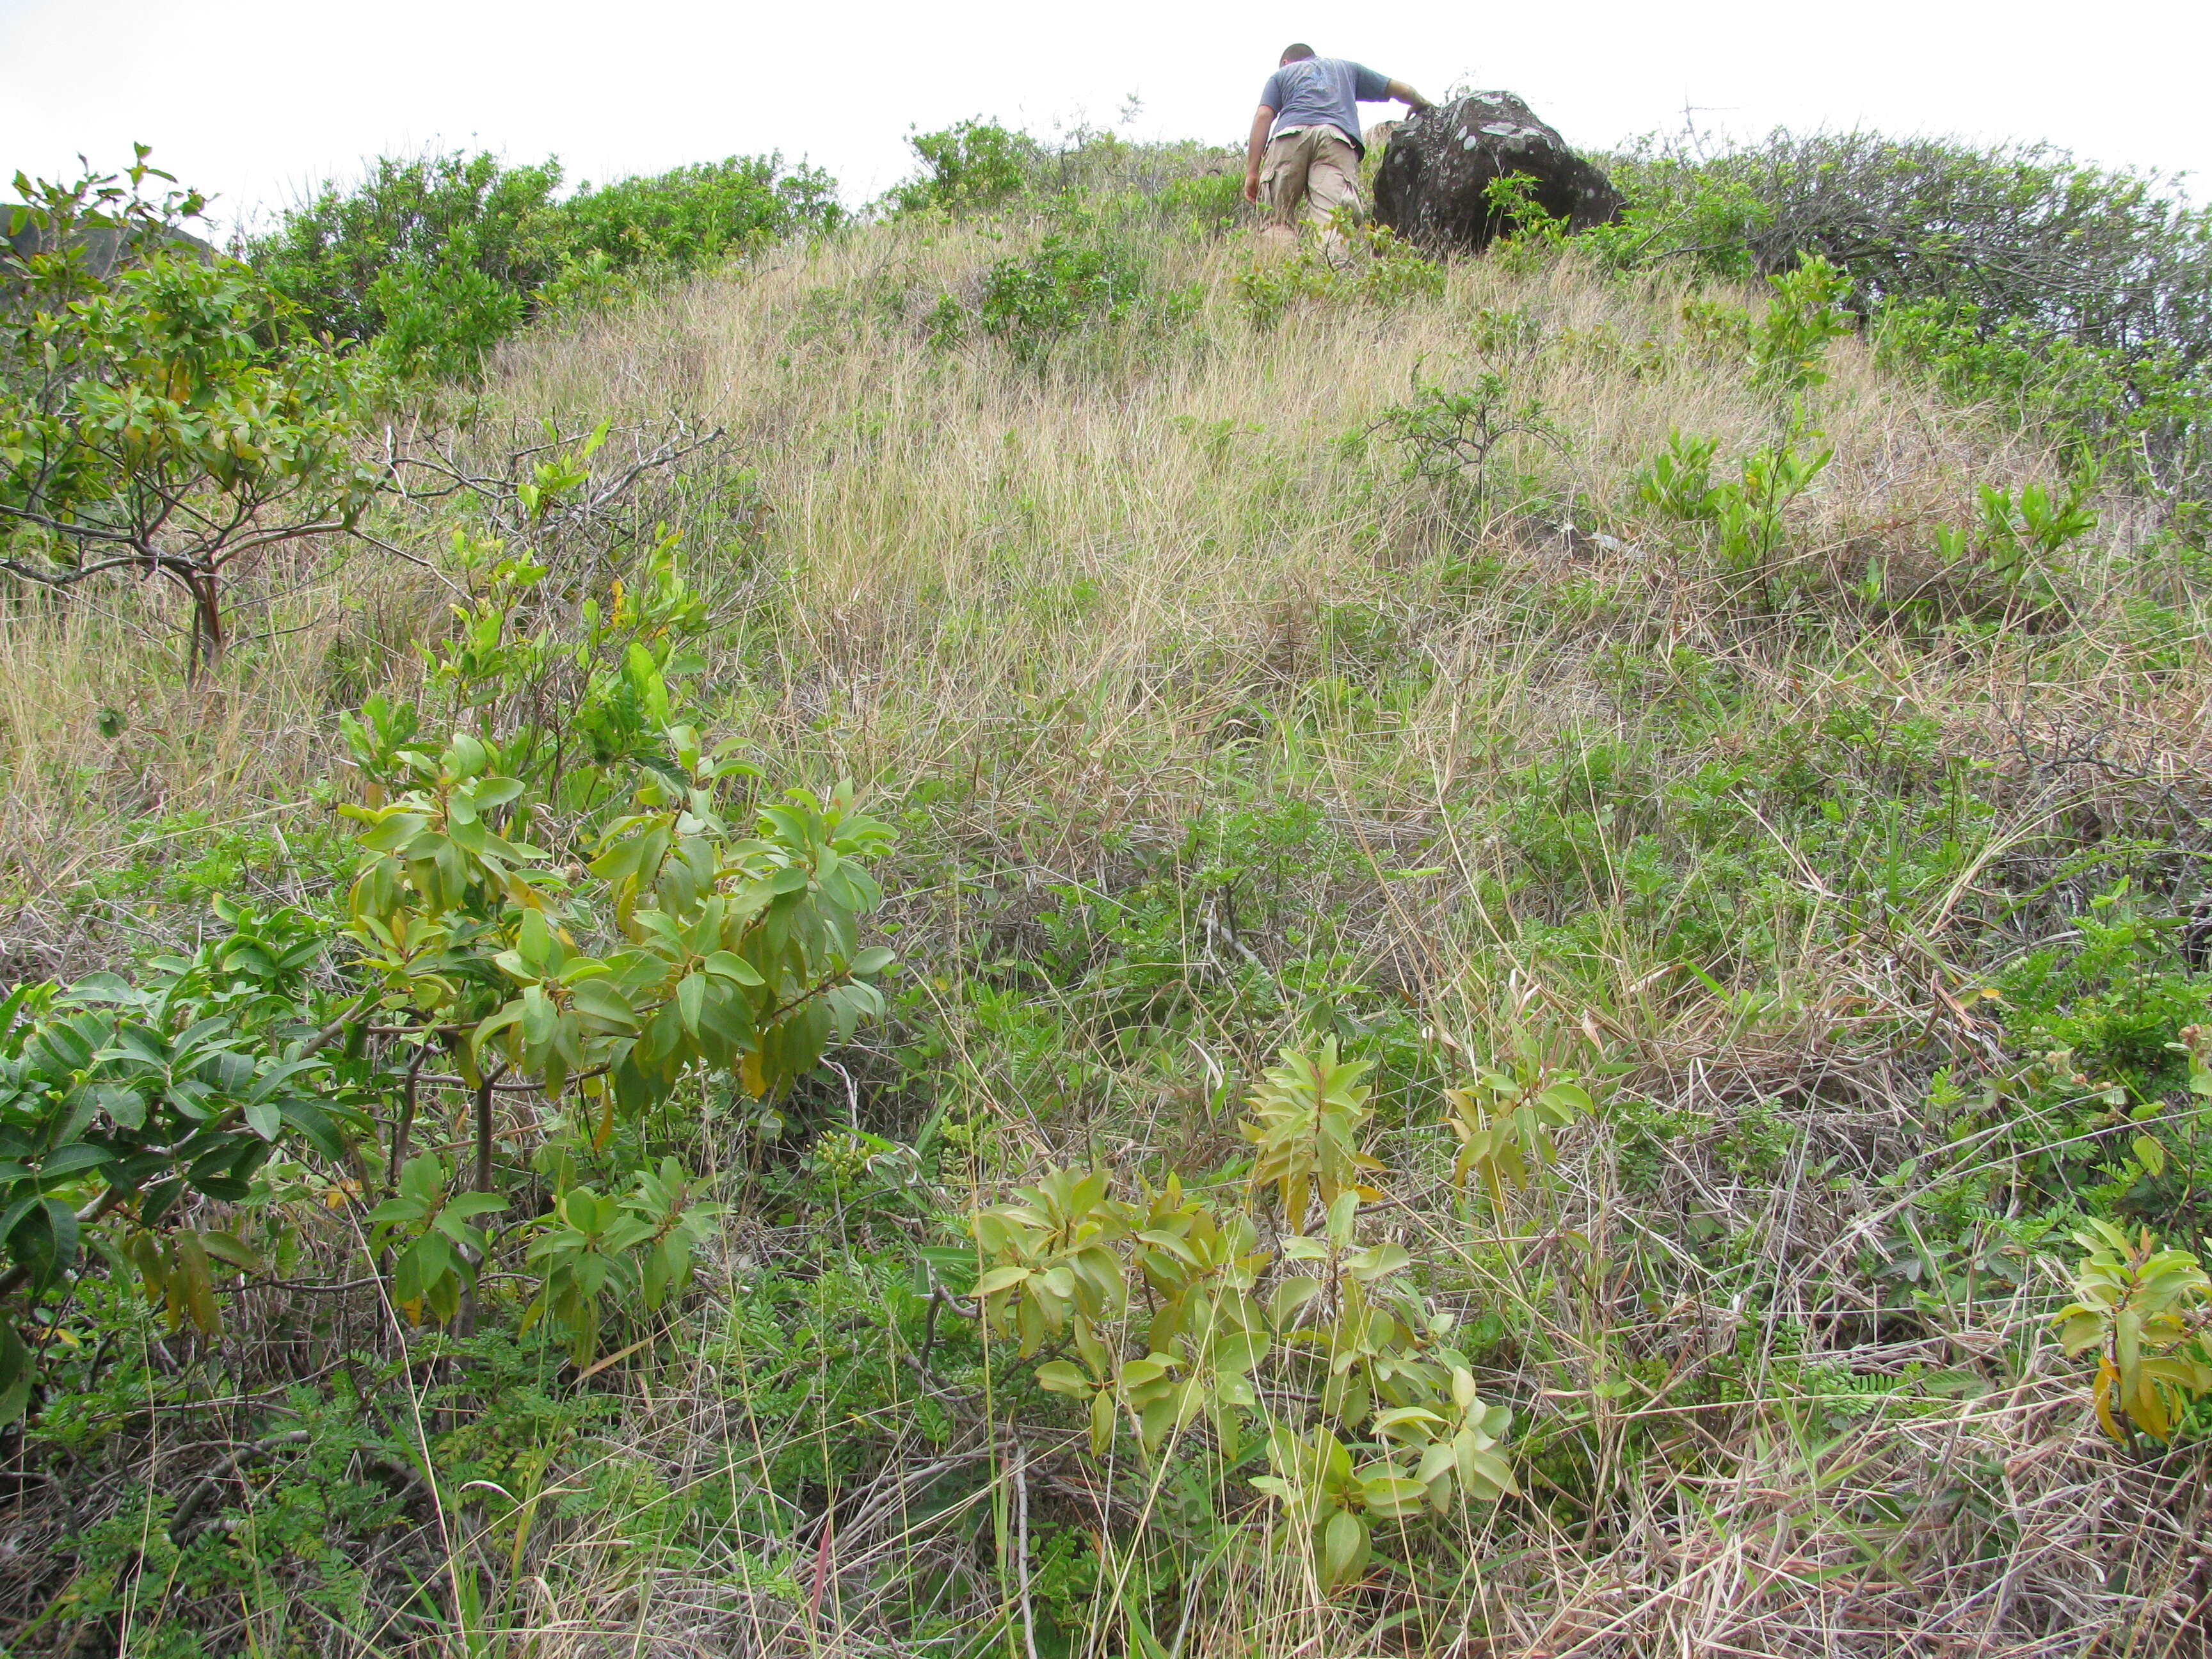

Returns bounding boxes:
[1373,93,1622,256]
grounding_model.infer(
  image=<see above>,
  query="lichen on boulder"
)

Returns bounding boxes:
[1372,92,1623,255]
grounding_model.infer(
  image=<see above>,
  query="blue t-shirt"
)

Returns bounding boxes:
[1260,58,1393,152]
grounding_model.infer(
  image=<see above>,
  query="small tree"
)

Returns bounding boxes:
[1,154,387,678]
[0,696,902,1411]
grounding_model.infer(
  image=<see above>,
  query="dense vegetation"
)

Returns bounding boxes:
[247,148,842,379]
[0,116,2208,1657]
[1596,131,2212,514]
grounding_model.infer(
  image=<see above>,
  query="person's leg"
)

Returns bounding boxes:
[1302,131,1364,254]
[1256,129,1315,253]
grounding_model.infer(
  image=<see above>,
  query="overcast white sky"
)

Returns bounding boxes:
[4,0,2206,226]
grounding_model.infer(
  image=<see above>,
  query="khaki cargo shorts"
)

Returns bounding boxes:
[1257,125,1363,250]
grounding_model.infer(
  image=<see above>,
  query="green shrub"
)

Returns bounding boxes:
[2001,892,2211,1096]
[886,118,1037,215]
[251,150,561,346]
[550,156,840,275]
[1372,371,1564,518]
[972,1043,1535,1597]
[1235,220,1443,330]
[1479,172,1573,272]
[1135,170,1246,234]
[250,148,840,379]
[979,234,1142,362]
[1878,295,2212,494]
[1592,131,2212,503]
[1751,253,1856,391]
[1599,130,2212,339]
[1972,890,2212,1237]
[1,157,388,677]
[1630,422,1833,577]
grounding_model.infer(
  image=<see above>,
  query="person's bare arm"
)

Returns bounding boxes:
[1243,106,1276,202]
[1384,79,1434,112]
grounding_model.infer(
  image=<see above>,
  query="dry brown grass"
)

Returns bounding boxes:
[4,205,2209,1657]
[443,220,2212,1656]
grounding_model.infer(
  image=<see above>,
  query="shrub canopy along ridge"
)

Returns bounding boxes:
[885,117,1041,216]
[1596,131,2210,332]
[1594,129,2212,498]
[876,116,2212,508]
[249,148,842,379]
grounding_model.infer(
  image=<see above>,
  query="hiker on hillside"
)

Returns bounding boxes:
[1244,44,1433,250]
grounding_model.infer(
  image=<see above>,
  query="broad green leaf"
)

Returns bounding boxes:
[1371,1406,1446,1441]
[563,1187,605,1231]
[570,978,641,1030]
[1348,1242,1412,1283]
[1270,1274,1323,1329]
[1358,1473,1429,1518]
[278,1098,347,1160]
[1415,1440,1457,1487]
[675,972,705,1038]
[1326,1190,1360,1246]
[1034,1361,1095,1397]
[521,985,556,1049]
[36,1142,115,1180]
[358,812,429,853]
[1119,1355,1176,1389]
[1458,1445,1519,1498]
[1210,1330,1270,1375]
[1320,1509,1368,1589]
[198,1230,268,1276]
[703,950,764,986]
[1090,1388,1116,1457]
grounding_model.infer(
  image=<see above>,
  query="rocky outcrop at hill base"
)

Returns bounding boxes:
[1373,92,1622,256]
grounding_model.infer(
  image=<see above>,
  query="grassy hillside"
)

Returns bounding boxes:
[1,137,2209,1657]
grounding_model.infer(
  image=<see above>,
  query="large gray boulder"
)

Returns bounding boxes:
[1373,93,1622,255]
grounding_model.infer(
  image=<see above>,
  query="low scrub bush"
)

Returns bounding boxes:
[886,118,1244,237]
[1373,370,1565,520]
[0,712,898,1410]
[2052,1219,2211,1443]
[251,148,840,379]
[1236,218,1444,329]
[883,117,1038,216]
[978,234,1143,362]
[1595,129,2212,508]
[967,1037,1553,1596]
[1598,129,2211,341]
